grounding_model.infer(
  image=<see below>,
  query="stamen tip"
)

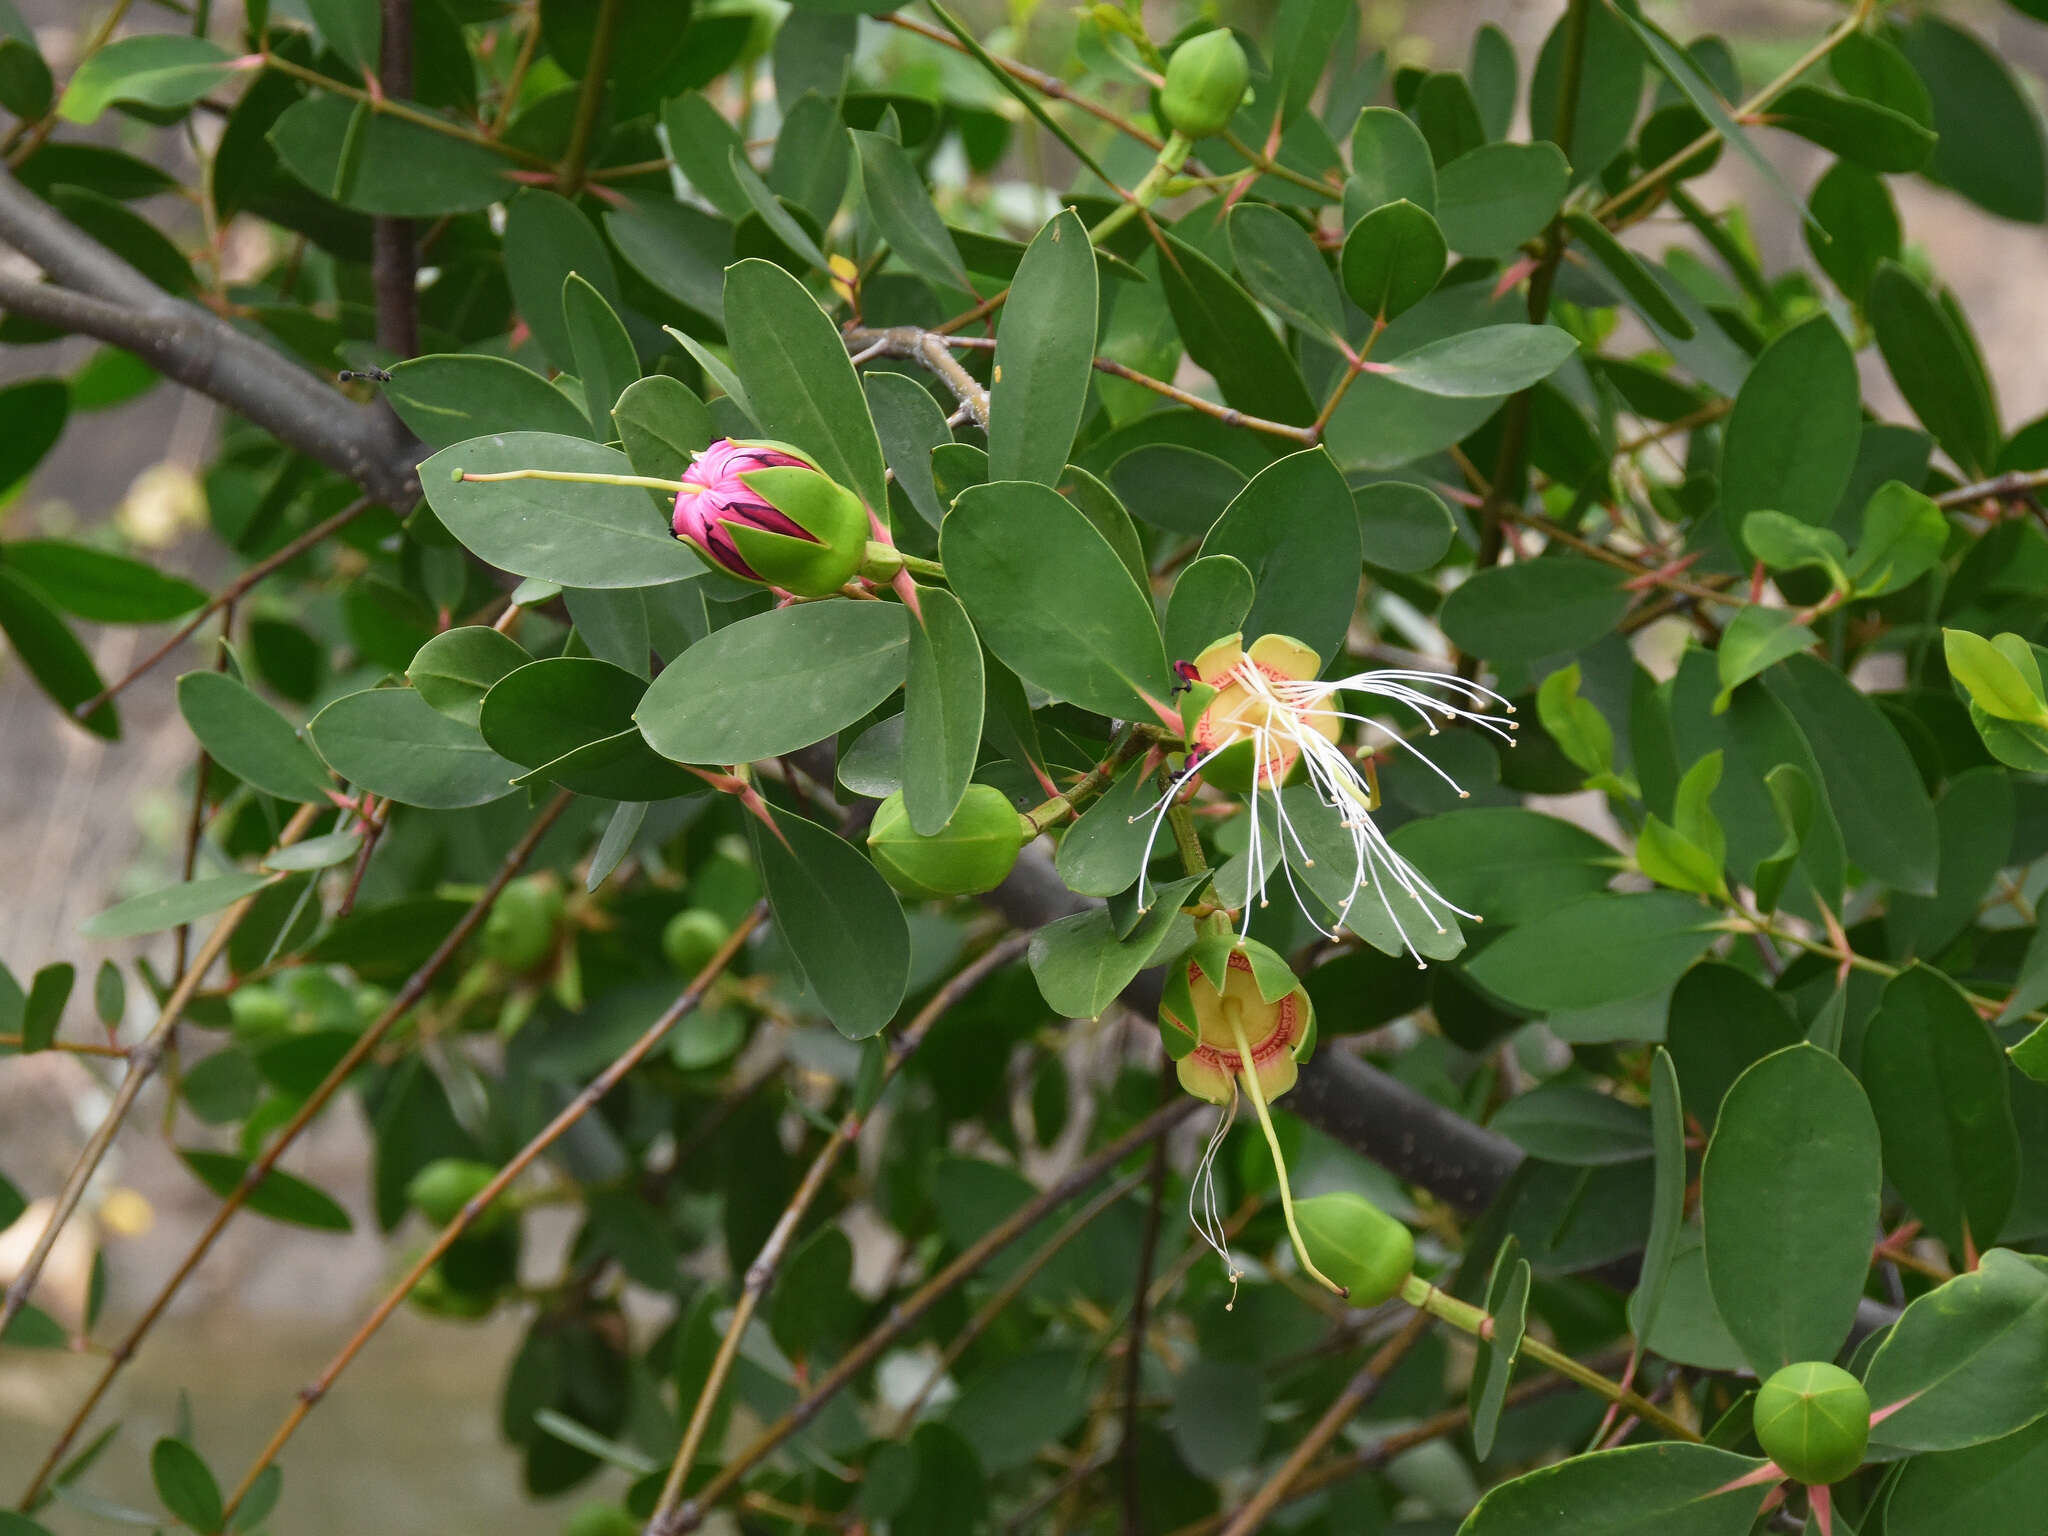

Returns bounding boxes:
[450,467,466,482]
[1458,789,1470,799]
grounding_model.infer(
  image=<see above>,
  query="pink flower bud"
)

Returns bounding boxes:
[673,439,817,581]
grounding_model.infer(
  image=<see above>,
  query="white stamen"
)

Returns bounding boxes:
[1189,1089,1242,1309]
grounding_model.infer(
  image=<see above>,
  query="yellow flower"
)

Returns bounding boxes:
[1159,937,1314,1106]
[1184,632,1339,792]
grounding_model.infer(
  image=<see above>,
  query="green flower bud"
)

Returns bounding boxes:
[482,875,563,972]
[674,438,869,598]
[408,1262,497,1320]
[1160,29,1251,140]
[662,907,732,976]
[226,985,292,1041]
[1291,1191,1415,1305]
[406,1158,503,1231]
[867,785,1025,899]
[1754,1361,1870,1486]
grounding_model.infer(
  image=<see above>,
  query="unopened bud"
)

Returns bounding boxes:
[674,438,867,597]
[1754,1361,1870,1485]
[1160,29,1251,141]
[867,785,1025,899]
[1292,1192,1415,1306]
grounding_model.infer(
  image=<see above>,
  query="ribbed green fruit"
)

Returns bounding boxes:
[867,785,1025,898]
[1292,1191,1416,1304]
[1160,29,1251,140]
[1754,1361,1870,1485]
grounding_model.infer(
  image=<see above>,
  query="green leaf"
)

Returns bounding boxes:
[262,831,361,873]
[851,128,970,293]
[481,657,695,801]
[80,872,273,940]
[1714,607,1817,712]
[562,274,640,439]
[1718,314,1861,544]
[1054,762,1162,900]
[1350,105,1436,211]
[1109,444,1246,537]
[1281,789,1465,961]
[1432,142,1570,256]
[1889,766,2015,962]
[420,433,702,589]
[1157,234,1317,427]
[637,600,910,765]
[309,687,520,810]
[59,34,234,123]
[150,1437,223,1534]
[407,627,532,728]
[0,379,66,496]
[1762,653,1939,896]
[1536,661,1618,783]
[1946,629,2048,725]
[1861,965,2019,1257]
[305,0,380,74]
[1389,808,1616,926]
[1633,1047,1687,1369]
[751,807,909,1039]
[1227,203,1345,341]
[1354,481,1455,573]
[723,259,889,513]
[1702,1044,1882,1373]
[1864,1249,2048,1453]
[664,92,749,219]
[1637,751,1727,898]
[1467,1242,1530,1459]
[1197,448,1360,666]
[1440,557,1628,661]
[1163,554,1255,665]
[1762,84,1934,174]
[1,540,204,624]
[987,209,1097,487]
[177,1148,353,1232]
[901,587,984,836]
[20,963,72,1054]
[613,375,713,492]
[1848,480,1948,596]
[1339,199,1446,322]
[268,95,513,215]
[1888,1416,2048,1536]
[1806,161,1900,306]
[177,671,333,804]
[1530,0,1644,178]
[1563,211,1694,337]
[384,355,593,449]
[1490,1085,1651,1166]
[1899,16,2047,224]
[1027,878,1200,1019]
[604,200,731,326]
[727,144,830,271]
[1741,512,1850,587]
[866,371,952,528]
[1377,323,1579,397]
[1457,1443,1772,1536]
[1868,260,1998,476]
[1463,891,1716,1012]
[0,32,52,122]
[943,481,1170,723]
[0,567,117,738]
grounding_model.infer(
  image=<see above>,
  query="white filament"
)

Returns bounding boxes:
[1188,1089,1242,1309]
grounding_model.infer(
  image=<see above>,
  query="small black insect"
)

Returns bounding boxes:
[337,367,394,384]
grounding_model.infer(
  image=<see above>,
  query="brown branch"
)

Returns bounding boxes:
[14,791,576,1511]
[1934,466,2048,509]
[652,1094,1202,1534]
[1089,357,1316,443]
[1215,1310,1432,1536]
[372,0,420,361]
[218,900,770,1522]
[844,323,991,427]
[648,930,1036,1522]
[0,804,322,1345]
[1119,1075,1173,1536]
[556,0,622,195]
[70,495,377,721]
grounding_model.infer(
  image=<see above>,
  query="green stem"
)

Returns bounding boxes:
[1089,131,1193,245]
[1398,1275,1700,1442]
[1228,1013,1347,1298]
[256,51,552,168]
[452,467,689,494]
[556,0,622,194]
[897,551,946,580]
[1019,725,1145,835]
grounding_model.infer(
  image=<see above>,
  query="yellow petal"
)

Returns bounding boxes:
[1247,633,1321,681]
[1176,1053,1236,1105]
[1192,633,1247,686]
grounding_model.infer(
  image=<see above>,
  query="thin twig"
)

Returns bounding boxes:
[218,901,770,1522]
[555,0,622,194]
[0,805,321,1345]
[1090,357,1316,444]
[372,0,420,360]
[1934,466,2048,509]
[0,1037,128,1059]
[648,931,1035,1520]
[173,603,233,979]
[653,1095,1202,1534]
[71,496,375,720]
[15,791,576,1511]
[1215,1310,1431,1536]
[843,324,992,427]
[1119,1076,1173,1536]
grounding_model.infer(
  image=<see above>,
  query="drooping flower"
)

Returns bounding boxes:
[1139,631,1517,961]
[672,438,868,597]
[1157,935,1314,1106]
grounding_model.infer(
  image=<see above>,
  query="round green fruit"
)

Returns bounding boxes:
[867,785,1025,899]
[1160,29,1251,140]
[482,876,563,971]
[408,1261,496,1320]
[662,907,731,976]
[226,985,292,1040]
[406,1158,501,1230]
[1291,1191,1415,1305]
[1754,1361,1870,1485]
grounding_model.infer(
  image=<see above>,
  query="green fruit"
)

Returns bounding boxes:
[1754,1361,1870,1485]
[867,785,1025,899]
[1160,29,1251,140]
[1291,1191,1415,1305]
[406,1158,501,1230]
[408,1263,496,1320]
[662,907,731,976]
[226,986,292,1039]
[563,1503,640,1536]
[482,876,562,971]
